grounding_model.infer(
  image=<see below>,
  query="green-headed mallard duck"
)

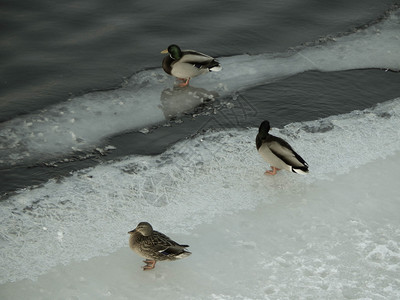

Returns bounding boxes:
[161,44,221,87]
[256,120,309,175]
[128,222,191,270]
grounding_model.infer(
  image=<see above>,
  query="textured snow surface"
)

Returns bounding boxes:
[1,98,400,299]
[1,151,399,299]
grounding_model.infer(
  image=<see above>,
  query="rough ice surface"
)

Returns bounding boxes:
[1,98,400,299]
[1,9,400,167]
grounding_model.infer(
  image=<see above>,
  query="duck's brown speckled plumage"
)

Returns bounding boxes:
[128,222,191,270]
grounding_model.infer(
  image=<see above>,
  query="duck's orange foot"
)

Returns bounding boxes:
[177,78,190,87]
[264,167,280,176]
[142,259,156,270]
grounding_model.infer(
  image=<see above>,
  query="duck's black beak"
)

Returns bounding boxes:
[128,229,136,234]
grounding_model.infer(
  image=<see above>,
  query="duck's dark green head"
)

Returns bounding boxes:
[161,44,182,60]
[258,120,271,135]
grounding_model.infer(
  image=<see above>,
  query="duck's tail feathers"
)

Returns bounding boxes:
[176,250,192,259]
[208,61,222,72]
[291,166,309,175]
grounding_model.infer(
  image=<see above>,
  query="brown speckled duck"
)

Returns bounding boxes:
[256,120,309,175]
[128,222,191,270]
[161,44,221,87]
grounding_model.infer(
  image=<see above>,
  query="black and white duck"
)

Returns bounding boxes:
[256,120,309,175]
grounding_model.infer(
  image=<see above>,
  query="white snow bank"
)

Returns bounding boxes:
[1,150,399,299]
[1,9,400,167]
[0,97,399,288]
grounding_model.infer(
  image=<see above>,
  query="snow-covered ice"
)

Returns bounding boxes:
[1,151,399,299]
[1,98,400,299]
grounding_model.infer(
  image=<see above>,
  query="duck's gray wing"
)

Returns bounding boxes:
[180,50,220,69]
[268,136,308,167]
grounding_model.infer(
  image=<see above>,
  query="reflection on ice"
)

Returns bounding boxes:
[160,86,218,119]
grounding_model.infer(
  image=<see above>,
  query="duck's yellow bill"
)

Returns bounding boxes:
[161,49,168,54]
